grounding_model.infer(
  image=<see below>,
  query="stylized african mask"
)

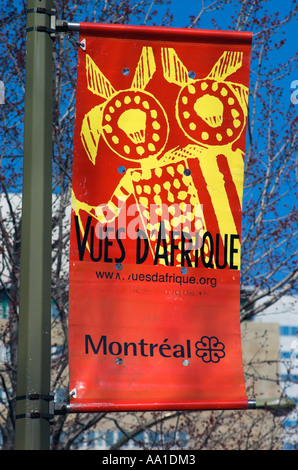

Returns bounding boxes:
[81,47,169,163]
[161,49,248,147]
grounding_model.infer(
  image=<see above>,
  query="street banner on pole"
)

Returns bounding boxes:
[68,23,252,412]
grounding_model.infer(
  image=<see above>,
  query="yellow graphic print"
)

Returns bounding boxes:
[72,46,248,269]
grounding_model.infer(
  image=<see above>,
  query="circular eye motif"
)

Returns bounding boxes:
[176,79,245,146]
[102,90,169,161]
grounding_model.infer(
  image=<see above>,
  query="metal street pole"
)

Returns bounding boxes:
[15,0,54,450]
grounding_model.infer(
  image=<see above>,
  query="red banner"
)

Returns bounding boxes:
[68,23,252,412]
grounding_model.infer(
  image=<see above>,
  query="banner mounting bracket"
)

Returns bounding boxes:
[16,393,55,422]
[26,7,56,38]
[55,19,80,32]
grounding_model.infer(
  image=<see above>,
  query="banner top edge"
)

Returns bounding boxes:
[78,22,253,44]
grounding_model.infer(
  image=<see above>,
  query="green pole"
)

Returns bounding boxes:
[15,0,54,450]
